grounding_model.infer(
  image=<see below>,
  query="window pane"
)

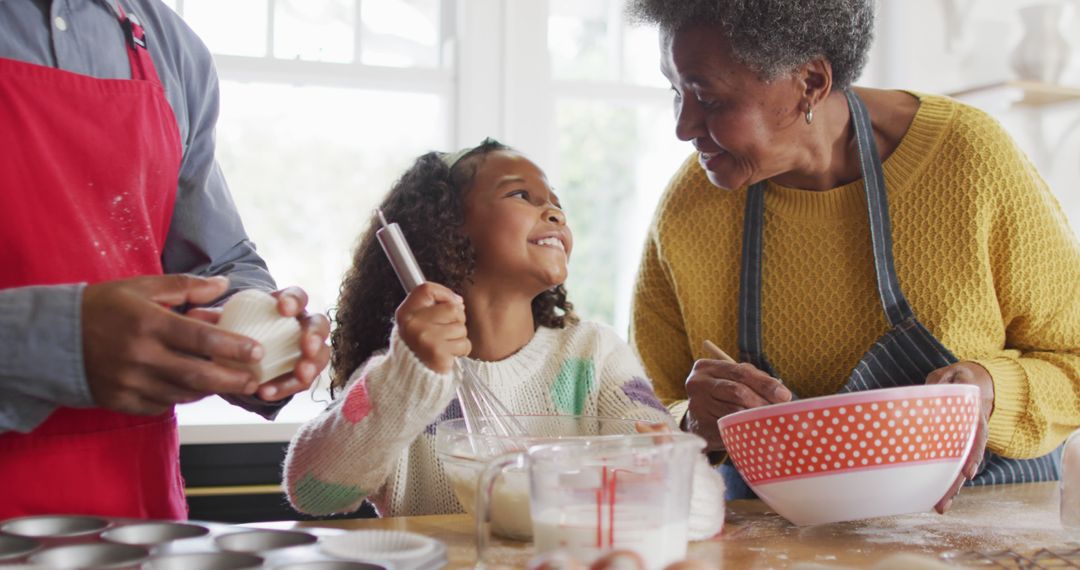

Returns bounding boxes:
[274,0,355,63]
[360,0,440,67]
[184,0,268,57]
[549,0,616,81]
[176,82,448,426]
[216,82,447,317]
[622,23,667,87]
[556,100,689,335]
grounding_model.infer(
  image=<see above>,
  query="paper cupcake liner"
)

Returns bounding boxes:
[216,290,302,384]
[320,530,438,564]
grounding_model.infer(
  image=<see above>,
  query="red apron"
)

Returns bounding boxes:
[0,3,186,519]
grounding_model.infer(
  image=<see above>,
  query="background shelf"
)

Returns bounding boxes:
[949,79,1080,107]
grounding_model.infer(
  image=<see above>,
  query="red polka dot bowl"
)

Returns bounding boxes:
[717,384,980,525]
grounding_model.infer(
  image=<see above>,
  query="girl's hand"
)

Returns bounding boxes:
[925,361,994,514]
[395,282,471,373]
[684,359,791,452]
[529,550,716,570]
[634,421,671,434]
[635,421,675,444]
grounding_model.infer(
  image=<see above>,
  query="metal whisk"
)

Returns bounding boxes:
[456,359,527,447]
[374,209,526,451]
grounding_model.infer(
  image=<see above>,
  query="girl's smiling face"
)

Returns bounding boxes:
[460,150,573,297]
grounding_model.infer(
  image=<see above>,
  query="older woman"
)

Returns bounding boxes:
[627,0,1080,509]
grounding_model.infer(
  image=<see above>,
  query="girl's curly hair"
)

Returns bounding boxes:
[330,139,578,395]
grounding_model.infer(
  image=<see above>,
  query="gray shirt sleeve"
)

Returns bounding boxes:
[0,285,92,433]
[0,0,288,433]
[153,4,277,293]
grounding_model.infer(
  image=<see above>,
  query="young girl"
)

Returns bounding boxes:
[283,140,722,531]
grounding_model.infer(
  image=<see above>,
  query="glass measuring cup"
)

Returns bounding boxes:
[476,431,705,569]
[1062,428,1080,528]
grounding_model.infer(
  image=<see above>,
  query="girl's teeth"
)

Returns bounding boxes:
[535,237,564,250]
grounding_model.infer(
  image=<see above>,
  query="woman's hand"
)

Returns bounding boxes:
[396,282,471,373]
[684,359,791,452]
[925,361,994,513]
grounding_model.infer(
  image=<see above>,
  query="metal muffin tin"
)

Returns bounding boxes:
[0,515,446,569]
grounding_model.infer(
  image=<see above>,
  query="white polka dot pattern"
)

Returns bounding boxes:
[721,394,979,484]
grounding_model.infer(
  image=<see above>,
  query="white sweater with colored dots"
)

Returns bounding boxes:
[283,320,723,533]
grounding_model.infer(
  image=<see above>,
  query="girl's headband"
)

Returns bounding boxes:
[439,137,503,169]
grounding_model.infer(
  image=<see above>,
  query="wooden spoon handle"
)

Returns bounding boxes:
[702,339,736,363]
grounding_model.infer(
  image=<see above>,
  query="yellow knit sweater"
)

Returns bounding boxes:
[631,93,1080,460]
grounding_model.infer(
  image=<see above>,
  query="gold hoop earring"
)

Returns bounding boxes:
[805,107,814,125]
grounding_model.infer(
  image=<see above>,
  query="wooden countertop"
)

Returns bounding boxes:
[278,482,1078,568]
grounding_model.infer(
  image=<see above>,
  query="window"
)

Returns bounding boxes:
[168,0,457,432]
[501,0,688,332]
[170,0,690,435]
[169,1,1080,436]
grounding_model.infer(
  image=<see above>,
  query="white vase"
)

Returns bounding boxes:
[1011,3,1072,84]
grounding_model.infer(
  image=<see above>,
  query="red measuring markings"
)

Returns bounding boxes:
[593,465,652,549]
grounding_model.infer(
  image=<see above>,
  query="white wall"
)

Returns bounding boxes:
[866,0,1080,226]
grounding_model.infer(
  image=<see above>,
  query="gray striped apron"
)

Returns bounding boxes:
[720,90,1060,500]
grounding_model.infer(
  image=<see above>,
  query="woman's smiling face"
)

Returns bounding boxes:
[460,150,573,296]
[661,23,806,190]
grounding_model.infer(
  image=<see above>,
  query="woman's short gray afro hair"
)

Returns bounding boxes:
[626,0,874,90]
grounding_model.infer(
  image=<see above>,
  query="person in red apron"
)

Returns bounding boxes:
[0,1,330,519]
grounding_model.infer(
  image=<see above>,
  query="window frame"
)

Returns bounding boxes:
[174,0,683,440]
